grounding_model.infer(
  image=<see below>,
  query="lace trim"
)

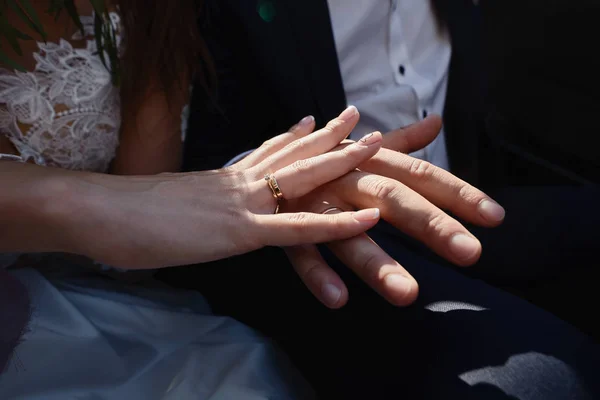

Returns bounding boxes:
[0,12,121,172]
[0,153,23,162]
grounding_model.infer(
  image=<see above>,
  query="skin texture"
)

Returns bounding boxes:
[0,107,383,269]
[276,113,506,309]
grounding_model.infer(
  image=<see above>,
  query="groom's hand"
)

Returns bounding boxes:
[282,113,506,309]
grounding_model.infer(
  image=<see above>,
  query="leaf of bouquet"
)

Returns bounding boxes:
[7,0,47,41]
[64,0,84,35]
[0,47,26,71]
[0,15,24,55]
[13,29,32,41]
[47,0,65,20]
[88,0,106,14]
[105,19,119,85]
[93,12,107,69]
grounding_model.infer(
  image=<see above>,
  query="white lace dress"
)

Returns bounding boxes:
[0,13,120,171]
[0,15,313,400]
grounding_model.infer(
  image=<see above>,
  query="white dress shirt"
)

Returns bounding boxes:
[226,0,451,169]
[327,0,451,169]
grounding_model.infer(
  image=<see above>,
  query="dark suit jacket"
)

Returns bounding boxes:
[183,0,600,186]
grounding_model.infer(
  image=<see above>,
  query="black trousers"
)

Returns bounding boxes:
[160,186,600,399]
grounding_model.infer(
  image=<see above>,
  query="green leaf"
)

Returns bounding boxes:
[13,30,32,41]
[105,20,119,86]
[93,12,108,69]
[88,0,106,14]
[0,15,23,56]
[0,48,26,71]
[47,0,65,20]
[47,0,65,13]
[4,34,23,56]
[63,0,84,35]
[8,0,47,41]
[0,0,119,84]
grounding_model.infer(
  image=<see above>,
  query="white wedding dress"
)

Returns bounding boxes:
[0,14,313,400]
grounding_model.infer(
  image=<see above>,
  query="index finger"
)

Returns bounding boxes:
[331,171,482,267]
[359,150,506,227]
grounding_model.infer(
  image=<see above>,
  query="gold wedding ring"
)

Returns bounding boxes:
[265,173,284,214]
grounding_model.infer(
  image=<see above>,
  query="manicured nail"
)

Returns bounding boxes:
[478,199,505,223]
[289,115,314,132]
[384,274,413,297]
[321,283,342,307]
[353,208,380,222]
[339,105,358,121]
[449,234,481,262]
[357,132,382,146]
[298,115,314,127]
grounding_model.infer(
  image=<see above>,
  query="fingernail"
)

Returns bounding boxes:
[357,132,382,146]
[353,208,380,222]
[321,283,342,307]
[384,274,413,297]
[449,234,481,263]
[478,199,505,222]
[298,115,314,127]
[339,105,358,121]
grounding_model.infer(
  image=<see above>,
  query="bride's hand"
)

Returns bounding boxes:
[68,106,382,268]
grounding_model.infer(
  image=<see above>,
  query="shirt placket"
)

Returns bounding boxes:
[388,0,427,160]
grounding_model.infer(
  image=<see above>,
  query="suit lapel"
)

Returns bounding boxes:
[280,0,347,123]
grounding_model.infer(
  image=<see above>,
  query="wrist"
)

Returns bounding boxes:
[46,171,130,259]
[54,172,165,266]
[28,168,125,257]
[30,172,95,255]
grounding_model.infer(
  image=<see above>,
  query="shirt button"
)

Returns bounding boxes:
[422,109,428,118]
[398,65,406,76]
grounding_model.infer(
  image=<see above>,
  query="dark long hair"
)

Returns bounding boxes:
[117,0,215,125]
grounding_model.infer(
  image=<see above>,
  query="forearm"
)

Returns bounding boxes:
[0,162,109,255]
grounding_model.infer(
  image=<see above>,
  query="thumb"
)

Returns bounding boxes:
[382,115,443,153]
[253,209,380,247]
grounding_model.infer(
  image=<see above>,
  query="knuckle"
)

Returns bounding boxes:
[421,213,447,239]
[457,183,483,205]
[324,118,344,134]
[321,214,345,237]
[285,137,307,153]
[287,212,311,232]
[300,261,323,282]
[261,137,276,149]
[360,252,388,283]
[370,179,399,204]
[408,158,435,182]
[290,157,315,175]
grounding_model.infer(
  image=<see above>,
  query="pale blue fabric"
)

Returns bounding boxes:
[0,268,314,400]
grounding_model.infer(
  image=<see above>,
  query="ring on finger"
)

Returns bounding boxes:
[321,206,345,215]
[265,173,285,214]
